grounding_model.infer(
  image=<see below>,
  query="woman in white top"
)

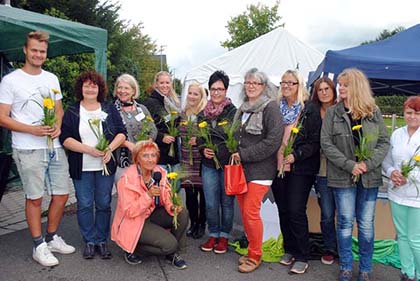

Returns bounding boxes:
[382,96,420,281]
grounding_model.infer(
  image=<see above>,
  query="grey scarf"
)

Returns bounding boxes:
[236,95,271,135]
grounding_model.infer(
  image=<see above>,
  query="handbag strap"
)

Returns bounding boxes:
[229,155,241,165]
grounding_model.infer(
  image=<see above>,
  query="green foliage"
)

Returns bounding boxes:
[221,1,283,50]
[375,95,407,115]
[361,26,405,45]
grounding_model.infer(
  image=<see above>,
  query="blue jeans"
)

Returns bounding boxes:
[314,176,337,253]
[73,171,115,244]
[201,164,234,238]
[333,182,378,273]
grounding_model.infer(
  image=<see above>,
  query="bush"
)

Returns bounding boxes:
[375,95,407,115]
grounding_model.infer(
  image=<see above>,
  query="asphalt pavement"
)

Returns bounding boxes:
[0,197,401,281]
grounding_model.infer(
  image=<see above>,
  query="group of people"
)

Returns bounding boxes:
[0,30,419,281]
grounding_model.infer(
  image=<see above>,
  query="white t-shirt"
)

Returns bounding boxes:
[79,105,103,171]
[0,69,63,149]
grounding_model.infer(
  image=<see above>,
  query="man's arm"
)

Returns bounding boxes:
[0,103,53,137]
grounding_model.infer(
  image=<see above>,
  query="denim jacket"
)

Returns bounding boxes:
[321,101,390,188]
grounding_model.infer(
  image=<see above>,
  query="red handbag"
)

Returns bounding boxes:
[224,157,247,195]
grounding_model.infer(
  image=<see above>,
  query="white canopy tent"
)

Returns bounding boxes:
[181,27,324,107]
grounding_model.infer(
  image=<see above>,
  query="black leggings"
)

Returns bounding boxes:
[271,173,315,262]
[184,186,206,226]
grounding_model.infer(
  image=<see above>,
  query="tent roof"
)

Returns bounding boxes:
[184,27,323,87]
[308,24,420,94]
[0,5,107,76]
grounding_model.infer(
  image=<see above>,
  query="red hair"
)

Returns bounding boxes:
[132,140,160,164]
[404,96,420,112]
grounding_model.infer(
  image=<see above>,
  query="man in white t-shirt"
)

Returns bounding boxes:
[0,31,75,267]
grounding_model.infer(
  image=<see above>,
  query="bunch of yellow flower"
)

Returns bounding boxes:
[88,118,112,176]
[218,120,239,154]
[397,145,420,195]
[167,171,184,229]
[278,124,302,177]
[352,125,375,183]
[165,111,179,157]
[198,121,221,169]
[136,115,155,141]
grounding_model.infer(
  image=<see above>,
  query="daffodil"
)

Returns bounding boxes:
[198,121,208,128]
[43,97,55,110]
[167,172,178,180]
[291,127,299,134]
[51,88,60,95]
[352,125,362,131]
[414,155,420,162]
[146,115,154,122]
[170,111,178,115]
[218,120,228,126]
[180,121,188,126]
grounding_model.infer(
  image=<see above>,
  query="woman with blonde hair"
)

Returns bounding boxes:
[321,68,389,281]
[180,83,208,239]
[271,69,322,274]
[143,71,181,169]
[112,73,157,172]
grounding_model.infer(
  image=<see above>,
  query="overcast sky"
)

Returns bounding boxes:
[118,0,420,79]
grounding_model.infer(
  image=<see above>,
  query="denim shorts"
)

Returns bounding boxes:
[13,148,71,199]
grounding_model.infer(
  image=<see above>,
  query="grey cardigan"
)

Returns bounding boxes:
[320,101,390,188]
[235,100,284,182]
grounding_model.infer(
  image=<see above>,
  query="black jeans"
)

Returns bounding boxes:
[184,186,206,226]
[271,172,315,262]
[135,206,188,256]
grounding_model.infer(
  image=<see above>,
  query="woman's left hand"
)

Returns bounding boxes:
[103,148,112,164]
[283,154,295,164]
[231,152,241,162]
[188,137,197,146]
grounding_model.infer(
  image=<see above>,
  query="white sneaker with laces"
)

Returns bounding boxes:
[47,235,75,254]
[33,242,59,267]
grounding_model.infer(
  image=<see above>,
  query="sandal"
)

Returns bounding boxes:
[289,261,309,274]
[238,255,248,265]
[238,257,261,273]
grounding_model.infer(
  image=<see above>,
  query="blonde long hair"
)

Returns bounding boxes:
[337,68,376,120]
[183,82,208,116]
[278,70,308,107]
[153,71,180,105]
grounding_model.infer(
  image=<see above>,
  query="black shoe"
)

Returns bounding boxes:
[83,243,95,259]
[96,242,112,259]
[193,224,205,239]
[186,223,197,237]
[124,252,143,265]
[166,253,187,270]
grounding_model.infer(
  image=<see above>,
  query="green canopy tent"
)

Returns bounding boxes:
[0,5,107,77]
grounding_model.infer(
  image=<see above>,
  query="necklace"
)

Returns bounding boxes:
[122,105,135,119]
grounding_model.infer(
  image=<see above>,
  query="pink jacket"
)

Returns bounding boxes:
[111,164,174,253]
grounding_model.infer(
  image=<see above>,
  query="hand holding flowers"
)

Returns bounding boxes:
[392,145,420,195]
[166,171,185,229]
[88,117,113,176]
[165,111,179,157]
[352,125,375,183]
[278,124,301,177]
[180,117,195,165]
[198,121,221,169]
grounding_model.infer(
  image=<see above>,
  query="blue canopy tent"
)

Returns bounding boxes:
[308,24,420,95]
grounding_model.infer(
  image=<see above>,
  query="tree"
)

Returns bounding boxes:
[361,26,405,45]
[221,1,283,50]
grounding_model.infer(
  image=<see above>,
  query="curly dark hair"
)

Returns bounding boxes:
[74,71,108,102]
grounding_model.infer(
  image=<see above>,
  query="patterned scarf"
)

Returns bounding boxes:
[280,98,302,125]
[204,98,232,120]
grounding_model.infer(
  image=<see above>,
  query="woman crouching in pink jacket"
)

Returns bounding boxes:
[111,140,188,269]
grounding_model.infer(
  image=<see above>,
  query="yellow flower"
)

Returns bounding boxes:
[170,111,178,115]
[89,118,101,127]
[180,121,188,126]
[352,125,362,131]
[167,172,178,180]
[198,121,208,128]
[43,97,55,110]
[51,88,60,95]
[291,127,299,134]
[146,116,154,122]
[218,120,228,126]
[414,155,420,162]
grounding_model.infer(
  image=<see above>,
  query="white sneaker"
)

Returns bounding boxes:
[33,242,59,267]
[47,235,76,254]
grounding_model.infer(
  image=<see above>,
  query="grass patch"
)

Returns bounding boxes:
[383,117,405,135]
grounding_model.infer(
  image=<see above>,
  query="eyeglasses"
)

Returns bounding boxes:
[318,87,330,93]
[280,81,298,87]
[244,81,264,87]
[209,88,226,93]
